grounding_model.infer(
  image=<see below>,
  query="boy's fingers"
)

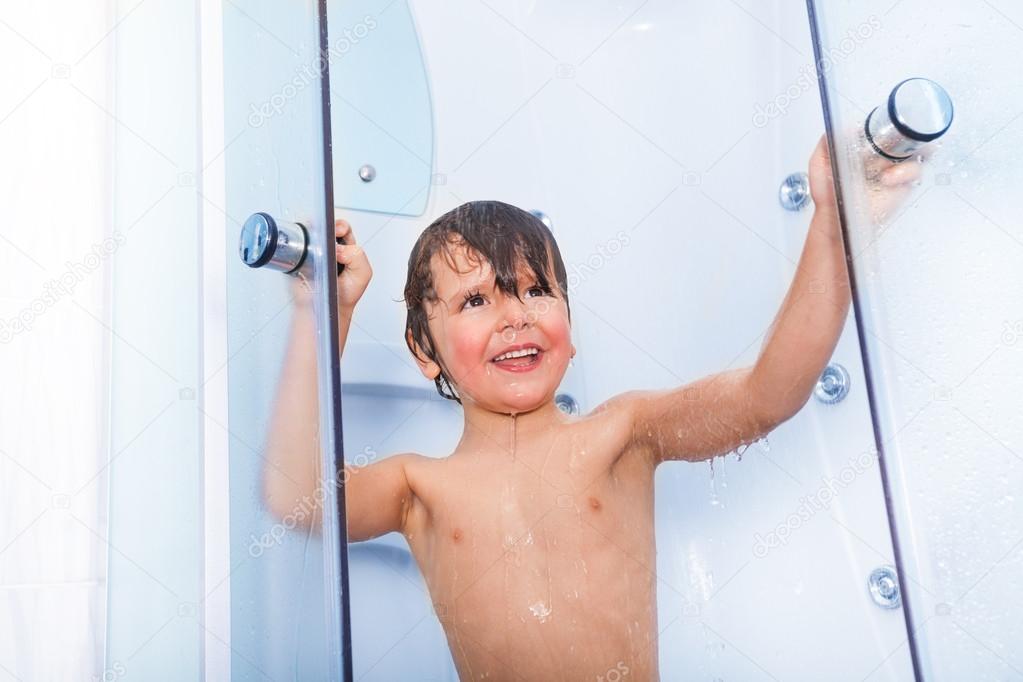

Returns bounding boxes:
[880,161,922,186]
[336,242,366,266]
[335,218,355,244]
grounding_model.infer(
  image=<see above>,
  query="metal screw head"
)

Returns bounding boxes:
[358,164,376,182]
[814,363,850,404]
[868,566,901,609]
[779,172,811,211]
[555,393,579,415]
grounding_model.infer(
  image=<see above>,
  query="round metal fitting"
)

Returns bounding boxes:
[529,210,553,230]
[866,77,954,160]
[814,363,850,404]
[239,212,309,274]
[358,164,376,182]
[779,172,811,211]
[868,566,901,609]
[555,393,579,415]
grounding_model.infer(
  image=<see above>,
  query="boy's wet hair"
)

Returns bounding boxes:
[402,200,571,403]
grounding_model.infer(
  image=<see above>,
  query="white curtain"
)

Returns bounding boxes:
[0,1,113,678]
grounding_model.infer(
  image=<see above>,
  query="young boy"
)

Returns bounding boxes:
[265,136,920,680]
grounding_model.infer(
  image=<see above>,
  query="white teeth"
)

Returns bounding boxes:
[493,347,539,362]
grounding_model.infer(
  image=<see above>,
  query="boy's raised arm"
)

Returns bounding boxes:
[621,135,921,465]
[615,367,769,465]
[261,217,414,539]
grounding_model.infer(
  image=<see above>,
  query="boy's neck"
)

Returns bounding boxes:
[455,396,569,457]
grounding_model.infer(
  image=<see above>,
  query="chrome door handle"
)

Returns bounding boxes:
[239,212,309,274]
[865,77,953,161]
[240,212,346,275]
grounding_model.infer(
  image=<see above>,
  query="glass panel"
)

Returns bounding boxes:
[104,0,349,679]
[328,0,433,216]
[104,2,205,677]
[808,1,1023,679]
[223,0,348,680]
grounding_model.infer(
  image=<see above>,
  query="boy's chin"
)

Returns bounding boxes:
[473,390,553,416]
[503,387,564,414]
[498,398,547,416]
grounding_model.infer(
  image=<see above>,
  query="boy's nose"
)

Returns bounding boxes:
[499,296,530,331]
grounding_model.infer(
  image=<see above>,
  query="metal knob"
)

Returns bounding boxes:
[239,212,309,274]
[868,566,901,609]
[555,393,579,415]
[778,172,811,211]
[865,77,953,161]
[529,209,553,230]
[814,363,850,404]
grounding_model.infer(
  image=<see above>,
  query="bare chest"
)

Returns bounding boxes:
[409,449,655,622]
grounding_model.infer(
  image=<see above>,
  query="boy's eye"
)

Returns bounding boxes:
[461,285,549,310]
[461,291,485,310]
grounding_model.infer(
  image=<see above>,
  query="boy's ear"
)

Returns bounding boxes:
[406,328,441,381]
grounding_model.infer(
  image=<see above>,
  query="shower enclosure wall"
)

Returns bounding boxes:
[25,0,1014,680]
[331,1,911,679]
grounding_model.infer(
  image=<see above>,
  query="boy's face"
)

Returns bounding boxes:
[412,244,574,414]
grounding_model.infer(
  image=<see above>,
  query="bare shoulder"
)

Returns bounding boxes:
[576,390,651,471]
[392,450,438,470]
[377,451,440,490]
[587,389,644,417]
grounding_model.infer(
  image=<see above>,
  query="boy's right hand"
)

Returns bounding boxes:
[335,217,372,313]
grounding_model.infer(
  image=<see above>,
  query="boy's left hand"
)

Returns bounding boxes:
[807,134,839,217]
[807,133,925,224]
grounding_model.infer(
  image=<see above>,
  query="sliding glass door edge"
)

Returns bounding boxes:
[805,3,925,680]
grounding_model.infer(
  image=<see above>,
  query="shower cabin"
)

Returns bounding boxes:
[81,0,1021,679]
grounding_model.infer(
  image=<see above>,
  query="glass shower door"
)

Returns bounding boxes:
[807,2,1023,679]
[104,0,350,679]
[220,0,350,679]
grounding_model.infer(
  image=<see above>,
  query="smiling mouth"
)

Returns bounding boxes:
[491,347,543,371]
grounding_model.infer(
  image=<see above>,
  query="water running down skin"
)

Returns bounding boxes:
[264,135,922,680]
